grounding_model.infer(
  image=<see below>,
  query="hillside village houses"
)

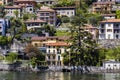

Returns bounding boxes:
[1,0,120,66]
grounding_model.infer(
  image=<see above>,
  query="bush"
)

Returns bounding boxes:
[6,52,18,63]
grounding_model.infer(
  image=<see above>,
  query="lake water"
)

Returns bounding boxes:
[0,71,120,80]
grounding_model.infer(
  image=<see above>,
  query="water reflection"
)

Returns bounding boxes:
[0,71,120,80]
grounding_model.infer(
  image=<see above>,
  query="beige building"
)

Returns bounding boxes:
[92,1,115,14]
[37,6,57,26]
[53,6,76,17]
[31,36,69,66]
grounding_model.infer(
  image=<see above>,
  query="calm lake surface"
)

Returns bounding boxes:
[0,71,120,80]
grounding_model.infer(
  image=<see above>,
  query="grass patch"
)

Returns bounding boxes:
[56,30,70,36]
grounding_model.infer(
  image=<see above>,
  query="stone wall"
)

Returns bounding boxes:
[98,39,120,48]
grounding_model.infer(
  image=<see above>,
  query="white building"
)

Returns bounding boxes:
[25,19,46,30]
[53,6,76,17]
[4,6,22,18]
[99,19,120,39]
[103,61,120,70]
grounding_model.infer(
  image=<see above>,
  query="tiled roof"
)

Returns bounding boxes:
[4,6,21,9]
[31,36,69,41]
[25,20,46,23]
[46,42,69,46]
[38,9,55,12]
[31,37,46,41]
[81,24,97,29]
[101,14,116,16]
[53,6,76,9]
[93,1,115,4]
[100,19,120,23]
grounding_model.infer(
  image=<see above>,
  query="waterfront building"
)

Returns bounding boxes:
[103,60,120,70]
[24,19,46,30]
[37,6,57,26]
[53,6,76,17]
[4,6,22,18]
[31,36,69,66]
[92,1,115,14]
[0,18,9,36]
[99,19,120,39]
[101,14,116,20]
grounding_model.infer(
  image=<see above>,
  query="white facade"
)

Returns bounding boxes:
[97,0,115,1]
[25,5,34,13]
[103,61,120,70]
[53,7,75,17]
[99,19,120,39]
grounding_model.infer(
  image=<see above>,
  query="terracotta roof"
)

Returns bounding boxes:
[4,6,21,9]
[81,24,97,29]
[46,42,69,46]
[101,14,116,16]
[25,20,46,23]
[53,6,76,9]
[100,19,120,23]
[31,36,69,41]
[31,37,46,41]
[38,9,55,12]
[93,2,115,5]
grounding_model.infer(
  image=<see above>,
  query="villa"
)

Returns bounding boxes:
[99,19,120,39]
[25,19,46,30]
[31,36,69,66]
[53,6,76,17]
[37,6,57,26]
[4,6,22,18]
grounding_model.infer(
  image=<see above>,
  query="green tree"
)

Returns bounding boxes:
[61,16,70,23]
[0,6,6,18]
[6,52,18,63]
[43,25,56,36]
[14,10,19,18]
[116,10,120,19]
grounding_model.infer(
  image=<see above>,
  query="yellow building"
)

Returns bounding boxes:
[31,36,69,66]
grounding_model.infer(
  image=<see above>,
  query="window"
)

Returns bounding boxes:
[46,13,49,16]
[34,43,38,47]
[29,8,32,11]
[67,12,69,14]
[116,35,119,39]
[101,24,104,28]
[53,56,55,59]
[108,24,112,27]
[107,29,112,32]
[71,12,73,14]
[48,50,50,53]
[48,56,50,59]
[58,56,60,61]
[53,50,55,53]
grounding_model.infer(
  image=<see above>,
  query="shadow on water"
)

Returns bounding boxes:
[0,71,120,80]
